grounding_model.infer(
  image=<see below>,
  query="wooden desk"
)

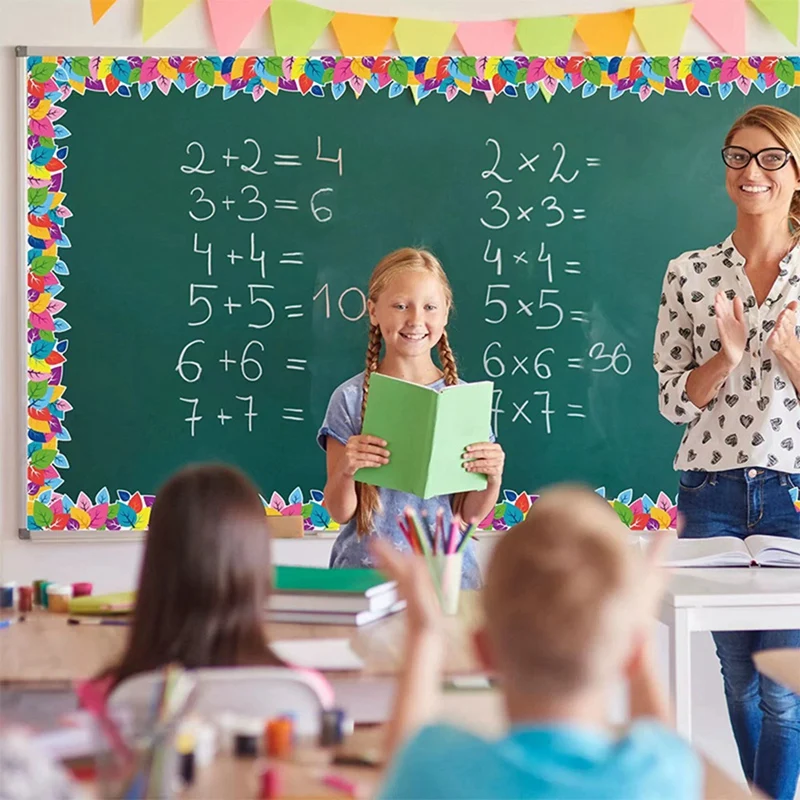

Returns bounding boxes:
[0,593,483,690]
[658,568,800,740]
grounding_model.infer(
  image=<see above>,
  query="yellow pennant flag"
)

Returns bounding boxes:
[575,9,635,55]
[143,0,197,40]
[91,0,118,24]
[270,0,335,56]
[394,18,457,56]
[749,0,798,45]
[516,16,576,56]
[634,3,694,54]
[331,13,396,56]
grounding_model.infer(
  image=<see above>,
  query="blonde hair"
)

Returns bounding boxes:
[356,247,459,537]
[725,104,800,239]
[483,485,639,696]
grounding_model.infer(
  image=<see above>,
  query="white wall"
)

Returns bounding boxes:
[1,0,798,785]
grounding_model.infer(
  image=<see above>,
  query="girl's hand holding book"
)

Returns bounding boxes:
[462,442,505,484]
[342,434,390,477]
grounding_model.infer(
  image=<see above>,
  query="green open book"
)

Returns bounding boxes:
[355,373,494,499]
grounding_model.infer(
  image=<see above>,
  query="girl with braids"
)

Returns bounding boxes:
[318,248,505,589]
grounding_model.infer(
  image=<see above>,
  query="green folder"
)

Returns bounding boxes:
[273,566,392,595]
[355,373,494,499]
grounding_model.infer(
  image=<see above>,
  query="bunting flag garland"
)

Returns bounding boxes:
[393,19,457,56]
[87,0,798,58]
[270,0,335,57]
[90,0,118,24]
[633,3,694,54]
[575,9,636,55]
[692,0,747,52]
[750,0,798,45]
[142,0,197,41]
[455,20,517,57]
[516,15,577,56]
[208,0,273,55]
[331,13,396,56]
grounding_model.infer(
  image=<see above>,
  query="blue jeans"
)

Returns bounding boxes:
[679,468,800,800]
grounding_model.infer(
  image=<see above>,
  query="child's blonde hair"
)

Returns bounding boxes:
[483,485,640,695]
[356,247,459,537]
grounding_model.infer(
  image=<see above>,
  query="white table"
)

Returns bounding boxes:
[660,568,800,739]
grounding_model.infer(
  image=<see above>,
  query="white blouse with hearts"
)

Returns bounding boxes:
[654,233,800,473]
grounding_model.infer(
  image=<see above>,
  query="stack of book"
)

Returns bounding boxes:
[268,566,405,626]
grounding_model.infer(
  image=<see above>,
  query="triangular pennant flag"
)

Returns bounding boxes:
[270,0,335,56]
[516,16,576,55]
[634,3,694,54]
[394,18,457,55]
[575,9,635,55]
[456,20,517,56]
[331,13,396,56]
[749,0,798,45]
[692,0,746,53]
[143,0,197,40]
[208,0,272,55]
[91,0,118,24]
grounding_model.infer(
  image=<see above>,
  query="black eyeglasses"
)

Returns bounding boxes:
[722,146,793,171]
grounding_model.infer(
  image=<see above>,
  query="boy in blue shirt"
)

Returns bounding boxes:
[374,485,701,800]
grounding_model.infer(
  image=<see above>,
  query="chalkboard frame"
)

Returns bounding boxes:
[23,52,799,537]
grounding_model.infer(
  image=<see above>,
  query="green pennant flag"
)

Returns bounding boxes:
[270,0,335,57]
[750,0,798,45]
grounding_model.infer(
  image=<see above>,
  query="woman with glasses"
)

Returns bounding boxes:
[654,105,800,800]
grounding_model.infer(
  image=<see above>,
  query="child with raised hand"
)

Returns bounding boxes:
[374,485,701,800]
[319,247,505,589]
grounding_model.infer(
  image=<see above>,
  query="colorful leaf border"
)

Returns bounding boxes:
[30,52,791,533]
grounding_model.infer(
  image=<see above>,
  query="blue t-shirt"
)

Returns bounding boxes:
[318,372,488,590]
[379,721,701,800]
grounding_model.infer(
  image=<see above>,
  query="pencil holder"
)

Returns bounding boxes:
[433,552,463,616]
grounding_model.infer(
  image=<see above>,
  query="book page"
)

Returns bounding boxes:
[663,536,753,567]
[426,381,494,499]
[746,535,800,567]
[355,373,436,496]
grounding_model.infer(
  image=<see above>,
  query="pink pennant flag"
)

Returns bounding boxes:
[456,20,517,57]
[693,0,746,53]
[207,0,272,55]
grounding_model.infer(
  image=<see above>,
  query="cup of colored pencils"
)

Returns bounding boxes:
[397,508,478,616]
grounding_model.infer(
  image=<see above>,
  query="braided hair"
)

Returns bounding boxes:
[355,247,459,536]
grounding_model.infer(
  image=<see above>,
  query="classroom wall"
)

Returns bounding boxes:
[0,0,797,787]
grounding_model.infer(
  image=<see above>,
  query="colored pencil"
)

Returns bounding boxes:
[457,521,478,553]
[434,509,444,555]
[420,511,435,551]
[447,518,459,555]
[0,616,25,630]
[67,617,130,626]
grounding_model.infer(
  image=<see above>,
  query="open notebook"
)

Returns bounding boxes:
[664,535,800,567]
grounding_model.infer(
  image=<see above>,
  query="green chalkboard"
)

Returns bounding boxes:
[25,55,800,532]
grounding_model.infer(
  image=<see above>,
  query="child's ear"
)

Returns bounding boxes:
[367,299,379,327]
[473,626,496,673]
